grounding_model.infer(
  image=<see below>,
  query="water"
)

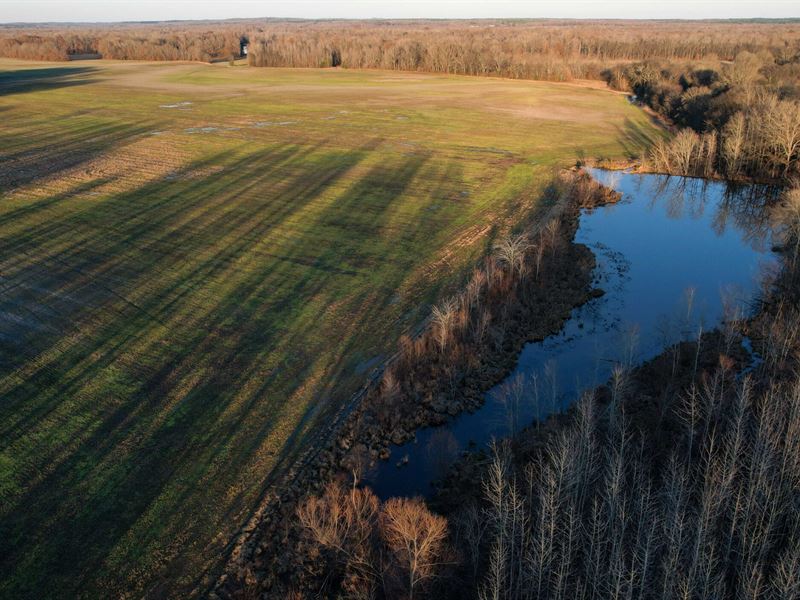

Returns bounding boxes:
[369,169,776,499]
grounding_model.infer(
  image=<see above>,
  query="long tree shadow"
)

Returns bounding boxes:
[0,125,486,598]
[0,115,157,191]
[3,137,476,600]
[192,152,482,589]
[182,151,465,591]
[1,141,453,597]
[0,66,97,97]
[615,117,662,159]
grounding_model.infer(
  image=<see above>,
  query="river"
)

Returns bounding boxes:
[369,169,777,499]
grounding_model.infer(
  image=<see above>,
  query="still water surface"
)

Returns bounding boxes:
[370,169,776,499]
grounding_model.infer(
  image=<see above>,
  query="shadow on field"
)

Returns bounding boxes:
[0,136,458,596]
[0,66,97,97]
[0,111,156,190]
[615,117,660,158]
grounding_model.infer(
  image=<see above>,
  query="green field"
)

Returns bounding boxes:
[0,59,659,597]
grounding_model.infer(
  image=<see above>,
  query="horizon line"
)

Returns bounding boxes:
[3,16,800,26]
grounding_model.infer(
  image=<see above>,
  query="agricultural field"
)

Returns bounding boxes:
[0,59,659,597]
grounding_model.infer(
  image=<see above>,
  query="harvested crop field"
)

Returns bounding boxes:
[0,59,660,597]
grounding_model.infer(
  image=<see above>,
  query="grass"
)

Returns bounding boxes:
[0,59,660,597]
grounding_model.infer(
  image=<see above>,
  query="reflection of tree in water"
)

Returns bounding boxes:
[648,174,777,251]
[488,359,564,439]
[650,175,711,220]
[492,373,527,435]
[426,429,459,480]
[716,182,780,251]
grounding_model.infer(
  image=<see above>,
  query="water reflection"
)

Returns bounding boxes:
[621,171,776,252]
[368,169,776,499]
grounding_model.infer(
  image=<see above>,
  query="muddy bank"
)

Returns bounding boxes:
[214,171,620,598]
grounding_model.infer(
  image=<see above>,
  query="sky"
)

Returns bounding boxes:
[0,0,798,24]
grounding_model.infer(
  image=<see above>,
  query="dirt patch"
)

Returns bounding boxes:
[1,136,190,200]
[421,223,492,280]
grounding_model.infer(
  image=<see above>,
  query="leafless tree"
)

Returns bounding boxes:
[431,298,458,354]
[773,186,800,265]
[763,98,800,176]
[381,497,450,599]
[493,234,531,279]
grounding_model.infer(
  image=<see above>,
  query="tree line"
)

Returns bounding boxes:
[606,51,800,182]
[0,22,244,61]
[245,21,800,80]
[2,19,799,74]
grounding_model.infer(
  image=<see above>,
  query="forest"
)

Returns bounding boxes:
[0,21,245,61]
[2,19,799,70]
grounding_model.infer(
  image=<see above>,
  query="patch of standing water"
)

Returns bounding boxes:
[253,121,297,127]
[368,169,777,499]
[159,101,193,109]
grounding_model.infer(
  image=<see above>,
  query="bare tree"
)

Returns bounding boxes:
[764,98,800,176]
[380,497,450,599]
[431,298,458,353]
[721,112,747,178]
[773,186,800,265]
[493,234,531,279]
[297,482,380,592]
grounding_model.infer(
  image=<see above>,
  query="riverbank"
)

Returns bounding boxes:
[428,267,800,598]
[426,179,799,600]
[586,155,789,188]
[370,165,775,499]
[432,326,752,513]
[215,170,622,597]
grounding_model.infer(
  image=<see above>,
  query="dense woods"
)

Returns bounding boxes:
[0,22,244,61]
[245,20,800,80]
[450,368,800,599]
[2,19,799,72]
[614,53,800,182]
